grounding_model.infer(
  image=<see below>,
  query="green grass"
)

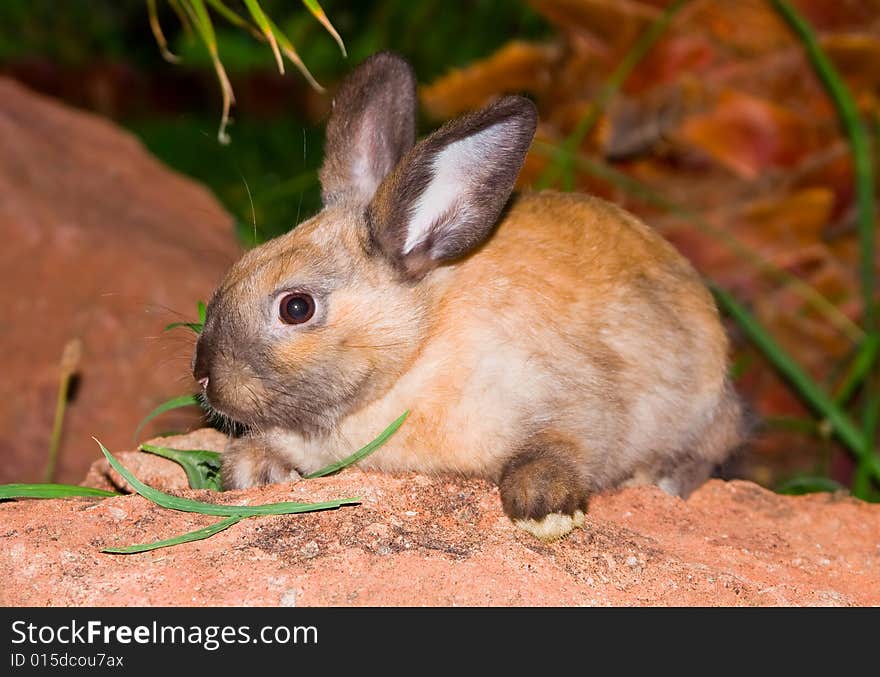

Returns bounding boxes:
[776,475,845,496]
[149,0,344,142]
[137,300,209,440]
[0,484,118,500]
[123,2,555,246]
[0,412,409,554]
[133,393,201,442]
[96,410,409,553]
[1,273,409,555]
[138,409,410,488]
[712,285,880,486]
[140,443,222,490]
[303,410,411,478]
[44,339,82,483]
[97,438,360,517]
[770,0,879,500]
[165,300,205,333]
[102,515,245,554]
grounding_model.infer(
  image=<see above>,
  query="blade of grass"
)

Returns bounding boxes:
[729,354,752,381]
[165,1,335,140]
[0,484,118,500]
[164,321,203,334]
[102,515,245,554]
[165,299,205,332]
[264,14,324,92]
[140,444,222,490]
[532,140,865,344]
[302,0,347,57]
[148,0,181,63]
[711,285,880,487]
[305,410,410,478]
[134,393,201,442]
[142,410,406,487]
[761,415,821,436]
[205,0,264,40]
[855,400,880,497]
[241,0,284,74]
[773,0,879,497]
[96,438,359,516]
[183,0,235,144]
[537,0,689,190]
[167,0,193,37]
[833,335,880,406]
[44,339,82,483]
[776,476,845,496]
[772,0,876,334]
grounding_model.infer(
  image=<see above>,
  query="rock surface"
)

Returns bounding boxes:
[1,429,877,606]
[0,77,240,484]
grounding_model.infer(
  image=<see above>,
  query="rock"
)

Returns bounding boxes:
[0,77,240,484]
[1,429,877,606]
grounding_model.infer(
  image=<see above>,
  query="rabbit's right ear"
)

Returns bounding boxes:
[367,96,537,280]
[319,52,417,207]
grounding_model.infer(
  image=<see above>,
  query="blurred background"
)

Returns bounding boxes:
[1,0,878,499]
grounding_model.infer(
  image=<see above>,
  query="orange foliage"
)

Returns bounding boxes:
[677,90,820,178]
[421,42,560,119]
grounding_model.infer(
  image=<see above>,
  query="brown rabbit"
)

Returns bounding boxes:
[192,52,744,540]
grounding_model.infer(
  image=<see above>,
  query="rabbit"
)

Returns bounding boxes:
[192,51,744,541]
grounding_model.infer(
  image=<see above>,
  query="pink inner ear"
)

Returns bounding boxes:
[348,112,394,204]
[364,95,536,279]
[350,152,379,204]
[403,120,516,256]
[318,52,417,208]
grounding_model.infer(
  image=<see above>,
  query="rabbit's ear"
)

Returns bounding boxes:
[368,96,537,279]
[320,52,417,207]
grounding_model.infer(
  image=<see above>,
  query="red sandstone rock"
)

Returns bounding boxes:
[0,77,241,484]
[1,429,877,606]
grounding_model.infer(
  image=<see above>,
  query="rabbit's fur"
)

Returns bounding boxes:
[193,52,744,540]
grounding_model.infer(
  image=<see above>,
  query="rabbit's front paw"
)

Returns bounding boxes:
[221,435,301,490]
[499,441,589,541]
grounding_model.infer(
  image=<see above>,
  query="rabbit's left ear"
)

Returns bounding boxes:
[320,52,417,207]
[368,96,537,279]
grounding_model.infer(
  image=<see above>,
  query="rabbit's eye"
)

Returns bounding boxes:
[279,293,315,325]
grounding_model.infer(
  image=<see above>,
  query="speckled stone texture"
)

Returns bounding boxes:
[1,429,877,606]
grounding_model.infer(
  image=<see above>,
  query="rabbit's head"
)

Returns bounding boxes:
[192,52,537,434]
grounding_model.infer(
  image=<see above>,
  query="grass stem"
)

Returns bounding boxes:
[773,0,879,496]
[44,339,81,483]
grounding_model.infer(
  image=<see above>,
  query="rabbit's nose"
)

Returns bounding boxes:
[192,359,211,389]
[192,341,212,389]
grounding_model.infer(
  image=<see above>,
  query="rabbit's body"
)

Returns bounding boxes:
[262,190,736,483]
[195,53,743,540]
